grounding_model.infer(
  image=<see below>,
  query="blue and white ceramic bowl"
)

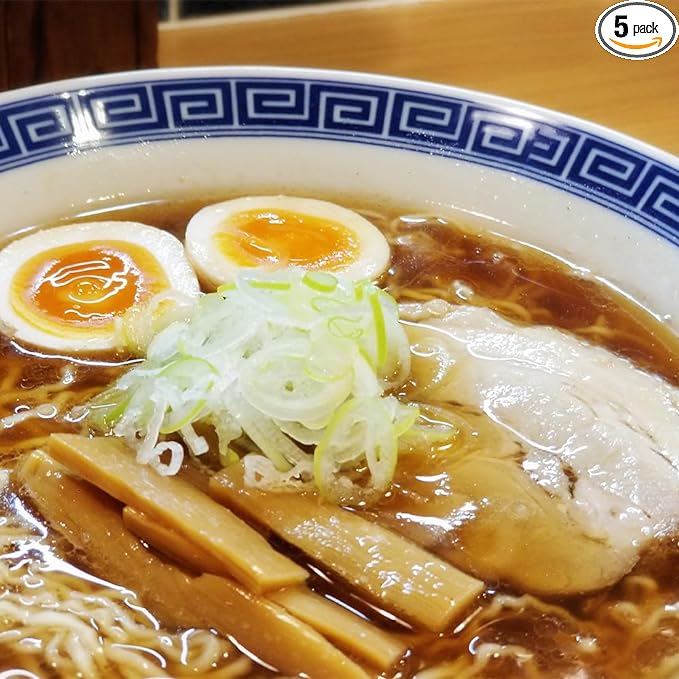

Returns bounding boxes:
[0,67,677,329]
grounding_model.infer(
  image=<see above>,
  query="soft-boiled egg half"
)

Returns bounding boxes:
[184,196,391,288]
[0,221,199,353]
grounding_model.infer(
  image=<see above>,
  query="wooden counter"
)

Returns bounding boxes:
[159,0,679,155]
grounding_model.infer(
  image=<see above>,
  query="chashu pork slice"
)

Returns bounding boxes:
[395,301,679,595]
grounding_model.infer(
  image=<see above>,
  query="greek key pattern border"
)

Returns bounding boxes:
[0,77,677,243]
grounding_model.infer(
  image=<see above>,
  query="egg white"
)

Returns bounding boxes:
[0,221,199,353]
[184,196,391,289]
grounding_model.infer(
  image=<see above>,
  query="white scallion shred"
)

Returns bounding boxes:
[89,269,418,505]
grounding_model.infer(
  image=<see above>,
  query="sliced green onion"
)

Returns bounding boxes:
[303,337,354,383]
[368,289,387,367]
[327,316,364,340]
[303,271,338,292]
[160,399,206,434]
[314,397,397,504]
[393,401,420,437]
[159,355,218,381]
[89,268,414,506]
[249,280,292,290]
[377,288,398,311]
[87,390,130,431]
[311,296,351,314]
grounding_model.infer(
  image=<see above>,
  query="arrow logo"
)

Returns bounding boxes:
[609,35,663,49]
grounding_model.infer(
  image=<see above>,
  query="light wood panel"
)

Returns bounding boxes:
[159,0,679,155]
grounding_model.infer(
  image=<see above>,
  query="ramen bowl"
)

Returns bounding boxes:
[1,67,679,679]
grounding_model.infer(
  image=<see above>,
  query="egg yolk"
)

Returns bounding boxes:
[215,209,360,271]
[12,241,169,334]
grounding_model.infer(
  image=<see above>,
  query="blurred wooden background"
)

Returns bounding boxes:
[158,0,679,154]
[0,0,156,89]
[0,0,677,154]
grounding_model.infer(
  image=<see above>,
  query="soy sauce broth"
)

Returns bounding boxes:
[0,194,677,679]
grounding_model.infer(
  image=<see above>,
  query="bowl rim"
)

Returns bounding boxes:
[1,65,677,166]
[1,65,677,246]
